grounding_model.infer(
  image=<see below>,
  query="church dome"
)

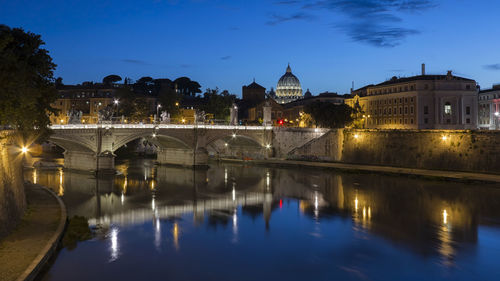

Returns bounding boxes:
[276,64,302,103]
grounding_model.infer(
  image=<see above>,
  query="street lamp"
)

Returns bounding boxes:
[495,111,499,130]
[156,104,162,123]
[114,99,119,105]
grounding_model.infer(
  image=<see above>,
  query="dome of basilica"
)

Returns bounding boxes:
[276,64,303,103]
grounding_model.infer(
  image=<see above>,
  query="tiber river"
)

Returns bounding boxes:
[25,158,500,281]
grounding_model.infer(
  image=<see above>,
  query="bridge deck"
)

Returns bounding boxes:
[50,124,270,130]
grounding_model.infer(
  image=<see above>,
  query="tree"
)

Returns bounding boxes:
[115,87,151,122]
[200,88,236,120]
[123,77,133,85]
[174,77,202,96]
[102,74,122,85]
[158,84,181,118]
[136,76,153,84]
[304,101,354,128]
[55,77,63,87]
[351,99,365,128]
[0,25,58,140]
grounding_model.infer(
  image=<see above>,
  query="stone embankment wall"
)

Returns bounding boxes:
[272,127,329,157]
[289,129,500,174]
[0,132,26,238]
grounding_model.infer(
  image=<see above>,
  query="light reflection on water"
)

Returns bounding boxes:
[25,158,500,281]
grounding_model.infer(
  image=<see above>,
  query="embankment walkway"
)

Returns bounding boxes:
[0,184,66,281]
[222,158,500,184]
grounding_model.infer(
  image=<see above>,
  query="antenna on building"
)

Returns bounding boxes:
[351,81,354,93]
[421,63,426,75]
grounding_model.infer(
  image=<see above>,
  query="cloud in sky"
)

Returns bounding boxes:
[122,59,150,65]
[270,0,438,47]
[266,12,315,25]
[484,64,500,71]
[220,56,232,60]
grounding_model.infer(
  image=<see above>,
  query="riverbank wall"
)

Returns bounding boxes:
[0,132,26,238]
[288,129,500,174]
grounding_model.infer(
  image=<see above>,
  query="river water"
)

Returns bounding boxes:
[25,158,500,281]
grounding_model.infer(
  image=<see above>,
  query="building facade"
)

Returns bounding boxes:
[346,66,478,130]
[242,80,266,106]
[51,85,157,124]
[478,85,500,130]
[281,92,347,125]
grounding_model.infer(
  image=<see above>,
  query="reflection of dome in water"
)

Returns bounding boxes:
[275,64,303,104]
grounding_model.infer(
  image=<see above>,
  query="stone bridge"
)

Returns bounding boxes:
[48,124,328,171]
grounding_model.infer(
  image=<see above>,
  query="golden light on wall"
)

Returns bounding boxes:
[443,209,448,225]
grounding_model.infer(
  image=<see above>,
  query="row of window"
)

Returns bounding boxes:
[369,106,415,116]
[369,85,416,95]
[370,118,415,125]
[368,83,472,96]
[479,93,499,100]
[369,97,414,106]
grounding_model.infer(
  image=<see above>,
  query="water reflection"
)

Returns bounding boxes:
[25,158,500,280]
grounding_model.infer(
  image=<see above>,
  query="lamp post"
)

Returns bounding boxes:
[495,111,499,130]
[156,104,162,123]
[113,99,119,123]
[363,115,371,128]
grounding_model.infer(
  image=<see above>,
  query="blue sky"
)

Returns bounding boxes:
[2,0,500,96]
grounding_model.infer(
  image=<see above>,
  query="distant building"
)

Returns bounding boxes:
[247,98,283,124]
[247,92,348,127]
[304,89,312,98]
[242,80,266,106]
[346,64,478,129]
[51,86,117,124]
[282,92,348,125]
[274,64,303,104]
[51,84,156,124]
[478,85,500,130]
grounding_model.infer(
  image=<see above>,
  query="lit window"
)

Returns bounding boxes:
[444,102,452,115]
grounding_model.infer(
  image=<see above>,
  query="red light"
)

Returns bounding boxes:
[278,119,284,125]
[279,199,283,208]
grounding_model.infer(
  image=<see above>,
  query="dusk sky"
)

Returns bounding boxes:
[2,0,500,96]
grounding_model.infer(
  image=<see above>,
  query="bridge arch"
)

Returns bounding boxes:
[206,132,264,149]
[113,131,191,153]
[48,136,95,154]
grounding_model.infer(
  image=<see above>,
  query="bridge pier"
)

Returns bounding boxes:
[157,148,208,167]
[63,151,115,172]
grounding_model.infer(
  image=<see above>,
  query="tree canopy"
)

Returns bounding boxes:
[115,87,151,122]
[0,25,58,139]
[174,77,202,96]
[200,88,236,120]
[102,74,122,84]
[304,101,355,128]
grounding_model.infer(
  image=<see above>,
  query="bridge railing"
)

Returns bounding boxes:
[50,123,272,130]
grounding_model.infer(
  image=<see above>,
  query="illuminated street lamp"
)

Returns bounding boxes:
[114,99,119,105]
[495,112,499,130]
[21,147,28,154]
[156,104,162,123]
